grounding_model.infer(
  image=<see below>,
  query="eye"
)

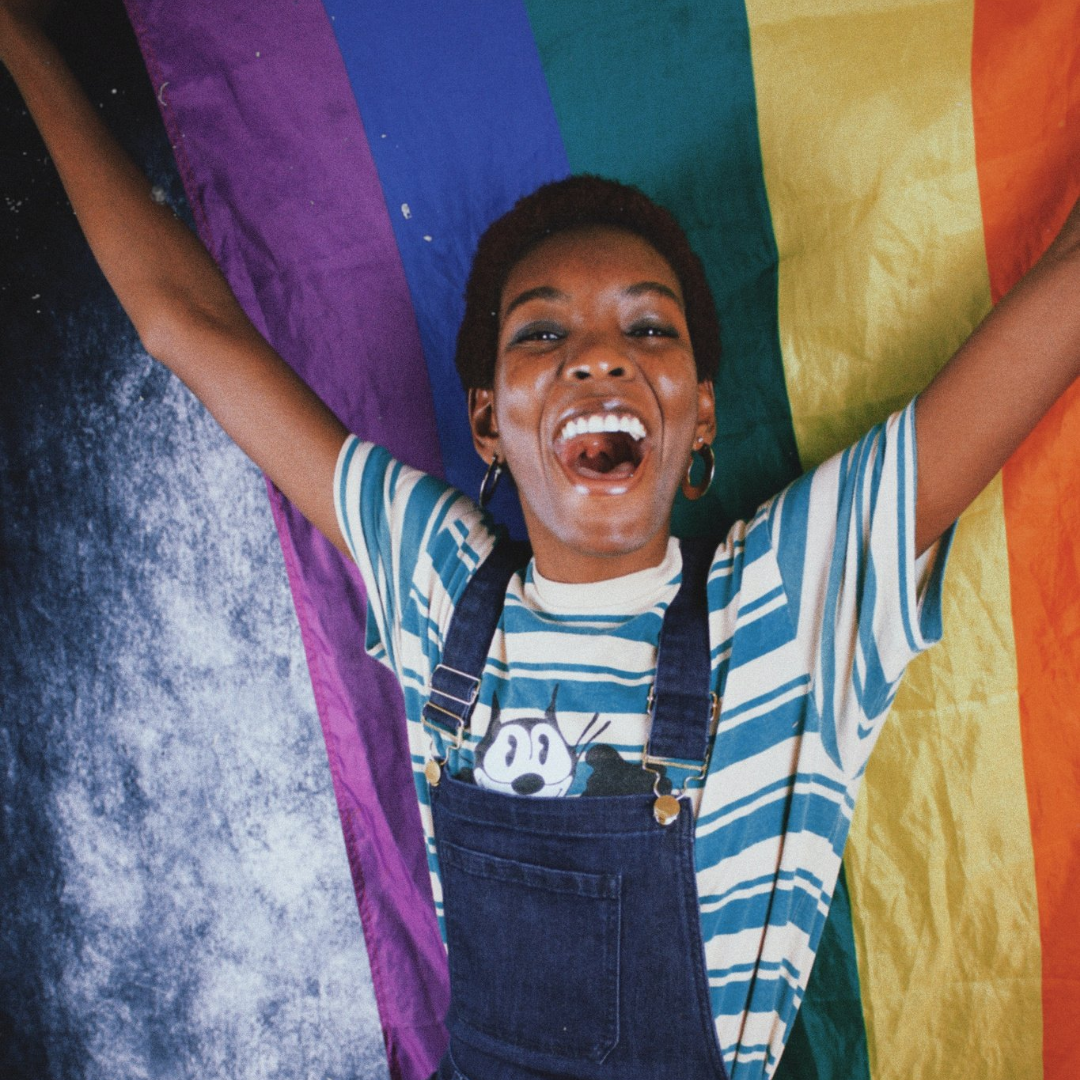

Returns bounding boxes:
[505,734,518,767]
[538,733,549,765]
[508,322,566,346]
[627,320,679,339]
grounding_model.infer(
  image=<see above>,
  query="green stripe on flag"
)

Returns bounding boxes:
[523,0,800,536]
[779,866,872,1080]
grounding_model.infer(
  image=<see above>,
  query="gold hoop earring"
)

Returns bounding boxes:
[681,443,714,501]
[478,456,503,508]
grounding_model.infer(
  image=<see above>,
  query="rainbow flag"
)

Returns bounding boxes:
[121,1,1080,1076]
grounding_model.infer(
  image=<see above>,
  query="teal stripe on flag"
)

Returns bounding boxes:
[779,865,872,1080]
[522,0,802,536]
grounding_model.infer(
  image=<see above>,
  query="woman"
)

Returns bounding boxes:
[3,2,1079,1076]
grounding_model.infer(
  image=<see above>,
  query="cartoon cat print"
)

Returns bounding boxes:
[473,687,609,797]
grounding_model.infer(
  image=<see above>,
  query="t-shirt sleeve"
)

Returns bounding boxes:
[332,436,497,679]
[766,399,953,776]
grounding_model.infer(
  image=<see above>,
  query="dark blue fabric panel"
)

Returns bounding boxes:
[322,0,569,534]
[0,2,387,1076]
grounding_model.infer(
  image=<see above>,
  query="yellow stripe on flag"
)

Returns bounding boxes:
[742,1,1044,1077]
[848,480,1043,1077]
[745,0,986,468]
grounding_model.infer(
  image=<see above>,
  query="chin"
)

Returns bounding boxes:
[548,512,674,574]
[516,468,680,579]
[568,492,675,550]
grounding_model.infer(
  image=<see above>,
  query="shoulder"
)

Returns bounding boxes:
[335,436,493,561]
[333,435,500,647]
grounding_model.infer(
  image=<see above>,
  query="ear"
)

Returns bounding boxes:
[468,386,500,464]
[490,690,502,730]
[694,378,717,448]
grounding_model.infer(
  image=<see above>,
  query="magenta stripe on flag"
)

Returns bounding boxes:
[121,1,447,1075]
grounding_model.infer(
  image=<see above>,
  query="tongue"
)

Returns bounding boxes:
[561,433,638,479]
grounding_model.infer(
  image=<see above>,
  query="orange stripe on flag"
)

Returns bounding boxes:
[973,2,1080,1076]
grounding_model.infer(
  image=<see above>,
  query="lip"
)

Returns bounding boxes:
[549,398,654,495]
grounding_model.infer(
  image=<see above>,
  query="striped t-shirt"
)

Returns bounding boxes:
[334,399,950,1079]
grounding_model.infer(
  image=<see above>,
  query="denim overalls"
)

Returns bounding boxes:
[423,538,728,1080]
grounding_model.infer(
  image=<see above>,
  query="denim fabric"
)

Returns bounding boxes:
[428,536,727,1079]
[431,780,727,1079]
[440,838,621,1061]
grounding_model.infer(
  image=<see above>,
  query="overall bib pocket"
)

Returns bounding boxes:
[438,839,622,1063]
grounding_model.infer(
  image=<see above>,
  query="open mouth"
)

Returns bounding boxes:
[554,412,648,482]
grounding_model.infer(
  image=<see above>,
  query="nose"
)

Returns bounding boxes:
[563,335,635,382]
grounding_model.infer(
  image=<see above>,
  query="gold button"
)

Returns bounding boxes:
[653,794,681,826]
[424,760,442,787]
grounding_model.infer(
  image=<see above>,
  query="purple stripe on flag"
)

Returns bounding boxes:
[121,1,447,1075]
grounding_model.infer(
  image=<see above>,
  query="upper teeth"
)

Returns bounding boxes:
[558,413,647,443]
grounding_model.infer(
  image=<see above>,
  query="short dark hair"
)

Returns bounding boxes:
[454,175,721,391]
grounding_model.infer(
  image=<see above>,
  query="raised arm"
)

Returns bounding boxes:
[915,197,1080,555]
[0,6,350,552]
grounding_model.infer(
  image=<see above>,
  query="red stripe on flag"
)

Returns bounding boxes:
[972,3,1080,1076]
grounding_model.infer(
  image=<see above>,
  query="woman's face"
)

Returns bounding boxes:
[469,226,715,583]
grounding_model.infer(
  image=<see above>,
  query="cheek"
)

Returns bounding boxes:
[492,370,548,454]
[659,377,706,444]
[494,403,538,473]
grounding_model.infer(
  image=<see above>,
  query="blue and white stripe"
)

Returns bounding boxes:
[333,399,951,1079]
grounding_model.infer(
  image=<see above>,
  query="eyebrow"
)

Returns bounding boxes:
[503,285,566,320]
[502,280,684,320]
[625,281,684,308]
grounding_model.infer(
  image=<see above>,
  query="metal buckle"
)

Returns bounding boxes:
[421,707,466,789]
[642,692,720,789]
[642,692,719,825]
[428,663,481,709]
[422,663,480,748]
[421,664,480,787]
[421,709,466,751]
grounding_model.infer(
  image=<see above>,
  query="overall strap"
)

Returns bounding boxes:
[644,537,717,776]
[422,535,531,748]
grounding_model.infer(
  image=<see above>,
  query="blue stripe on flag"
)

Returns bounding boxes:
[322,0,569,535]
